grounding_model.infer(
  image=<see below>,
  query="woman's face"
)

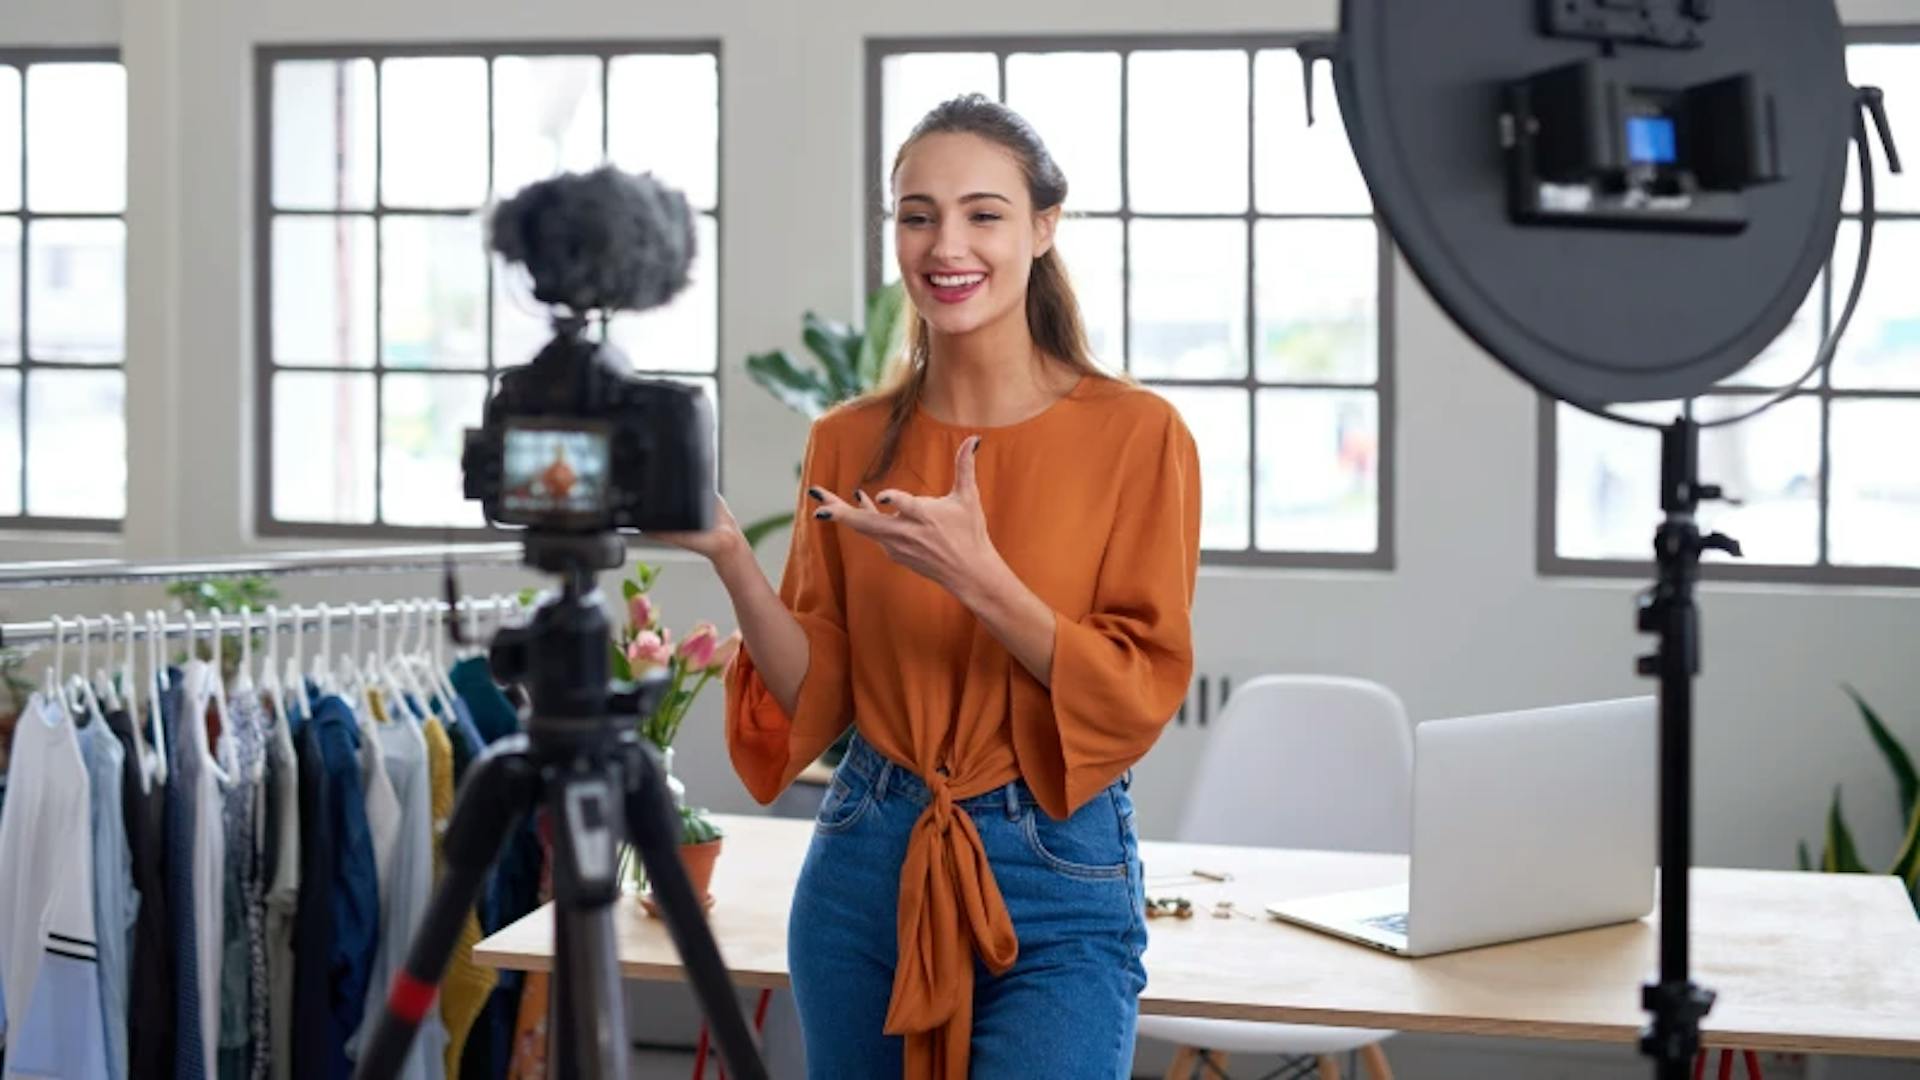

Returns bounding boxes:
[892,132,1059,338]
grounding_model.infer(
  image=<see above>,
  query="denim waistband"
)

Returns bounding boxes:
[836,728,1040,819]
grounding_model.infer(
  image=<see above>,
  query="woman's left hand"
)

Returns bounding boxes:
[810,435,1002,604]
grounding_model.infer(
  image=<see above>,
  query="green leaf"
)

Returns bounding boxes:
[856,282,908,389]
[622,579,640,602]
[741,510,795,550]
[803,313,861,399]
[1796,839,1813,873]
[745,349,834,419]
[1844,684,1918,828]
[1891,793,1920,895]
[610,641,632,683]
[1825,787,1871,873]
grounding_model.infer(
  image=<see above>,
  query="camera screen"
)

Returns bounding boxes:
[1625,115,1677,165]
[502,423,612,519]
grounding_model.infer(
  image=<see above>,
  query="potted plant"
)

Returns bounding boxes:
[1798,684,1920,915]
[612,560,741,914]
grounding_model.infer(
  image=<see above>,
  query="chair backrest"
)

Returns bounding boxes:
[1175,675,1413,854]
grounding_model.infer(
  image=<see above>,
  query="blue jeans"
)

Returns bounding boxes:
[787,731,1149,1079]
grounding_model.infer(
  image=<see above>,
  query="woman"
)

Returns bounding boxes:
[656,94,1202,1079]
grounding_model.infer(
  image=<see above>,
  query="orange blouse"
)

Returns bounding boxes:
[723,374,1202,1079]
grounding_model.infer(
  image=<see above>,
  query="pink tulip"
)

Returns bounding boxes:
[707,630,742,673]
[628,593,656,631]
[678,622,719,669]
[626,628,674,673]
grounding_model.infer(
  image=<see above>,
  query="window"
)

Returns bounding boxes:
[0,51,127,528]
[1543,41,1920,585]
[257,43,721,536]
[868,39,1393,568]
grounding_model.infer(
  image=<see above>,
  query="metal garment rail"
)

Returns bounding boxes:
[0,542,527,591]
[0,595,531,650]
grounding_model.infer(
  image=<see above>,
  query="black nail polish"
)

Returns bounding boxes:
[973,437,983,455]
[807,487,824,502]
[855,489,867,503]
[878,495,892,505]
[813,509,830,520]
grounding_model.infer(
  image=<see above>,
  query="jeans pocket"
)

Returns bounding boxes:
[1022,789,1130,880]
[814,770,873,835]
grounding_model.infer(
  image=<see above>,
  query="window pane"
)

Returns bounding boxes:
[1844,46,1920,214]
[1829,220,1920,390]
[26,369,123,518]
[381,373,488,527]
[1256,389,1377,552]
[1056,216,1122,372]
[27,218,124,363]
[608,213,716,373]
[1256,220,1377,383]
[1830,399,1920,568]
[1005,52,1120,213]
[273,215,375,368]
[273,371,374,523]
[609,54,718,212]
[381,58,487,209]
[0,67,18,210]
[272,59,376,210]
[1692,395,1820,565]
[493,259,556,371]
[494,56,604,201]
[1128,51,1248,214]
[878,53,998,204]
[26,63,125,214]
[1156,385,1248,550]
[1254,49,1370,214]
[382,215,486,370]
[1128,219,1246,380]
[0,370,18,514]
[1554,400,1684,560]
[1718,273,1820,390]
[0,217,17,361]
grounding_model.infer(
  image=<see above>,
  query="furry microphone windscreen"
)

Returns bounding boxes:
[489,166,697,314]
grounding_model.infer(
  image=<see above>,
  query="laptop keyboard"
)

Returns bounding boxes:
[1361,911,1409,937]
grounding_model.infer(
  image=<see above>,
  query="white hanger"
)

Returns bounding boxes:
[189,610,233,785]
[262,604,289,730]
[94,613,122,713]
[146,610,170,782]
[314,602,334,695]
[113,611,151,791]
[285,604,313,718]
[208,608,232,717]
[44,614,63,707]
[235,606,256,696]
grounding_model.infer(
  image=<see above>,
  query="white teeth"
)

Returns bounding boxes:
[930,273,984,288]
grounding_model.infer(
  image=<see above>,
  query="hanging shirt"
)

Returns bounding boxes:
[81,713,137,1080]
[303,694,379,1080]
[349,697,444,1080]
[447,660,517,746]
[288,701,333,1080]
[422,715,493,1079]
[0,694,112,1080]
[724,377,1202,1080]
[105,705,175,1080]
[261,694,301,1080]
[160,665,214,1080]
[216,690,268,1080]
[176,662,229,1079]
[358,693,402,913]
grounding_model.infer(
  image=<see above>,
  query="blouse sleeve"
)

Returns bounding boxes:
[723,422,855,804]
[1015,408,1202,819]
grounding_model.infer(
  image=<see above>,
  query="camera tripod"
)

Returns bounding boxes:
[354,535,767,1080]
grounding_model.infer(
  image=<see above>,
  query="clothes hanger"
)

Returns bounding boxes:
[262,604,289,730]
[313,602,335,696]
[193,610,233,785]
[235,606,256,696]
[68,615,103,724]
[286,604,313,718]
[146,610,170,782]
[115,609,153,790]
[94,613,123,714]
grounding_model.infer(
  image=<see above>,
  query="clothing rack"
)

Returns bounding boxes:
[0,596,529,649]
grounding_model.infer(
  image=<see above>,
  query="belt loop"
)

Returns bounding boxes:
[1004,781,1021,820]
[874,758,891,803]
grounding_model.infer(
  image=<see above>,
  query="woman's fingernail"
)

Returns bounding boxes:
[973,437,983,454]
[807,487,824,502]
[813,509,830,520]
[855,489,867,504]
[878,495,892,505]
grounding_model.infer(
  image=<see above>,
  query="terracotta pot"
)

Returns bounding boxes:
[640,837,723,917]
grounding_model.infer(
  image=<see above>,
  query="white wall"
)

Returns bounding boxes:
[3,1,1919,1071]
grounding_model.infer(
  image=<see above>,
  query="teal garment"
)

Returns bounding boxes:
[81,716,137,1080]
[448,659,517,744]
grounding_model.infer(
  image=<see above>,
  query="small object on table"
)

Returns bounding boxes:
[1145,896,1194,920]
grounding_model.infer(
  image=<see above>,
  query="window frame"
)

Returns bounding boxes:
[1538,26,1920,589]
[864,34,1397,571]
[0,45,126,533]
[253,40,725,541]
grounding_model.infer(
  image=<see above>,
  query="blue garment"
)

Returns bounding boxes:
[448,658,517,744]
[444,699,485,785]
[81,716,138,1080]
[787,731,1148,1079]
[162,667,210,1080]
[310,694,381,1080]
[290,701,333,1080]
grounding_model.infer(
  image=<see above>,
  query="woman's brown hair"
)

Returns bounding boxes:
[859,93,1121,485]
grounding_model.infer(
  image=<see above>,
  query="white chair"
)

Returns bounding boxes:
[1139,675,1414,1080]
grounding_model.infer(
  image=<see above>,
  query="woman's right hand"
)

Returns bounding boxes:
[647,492,747,564]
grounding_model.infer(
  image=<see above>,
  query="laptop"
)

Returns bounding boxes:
[1265,696,1656,957]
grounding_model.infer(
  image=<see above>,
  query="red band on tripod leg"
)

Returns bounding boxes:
[388,972,439,1025]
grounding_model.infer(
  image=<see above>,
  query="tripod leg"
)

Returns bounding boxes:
[355,738,542,1080]
[620,737,767,1080]
[549,765,632,1080]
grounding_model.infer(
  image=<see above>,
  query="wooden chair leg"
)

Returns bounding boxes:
[1316,1055,1343,1080]
[1164,1046,1198,1080]
[1205,1050,1230,1075]
[1358,1043,1394,1080]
